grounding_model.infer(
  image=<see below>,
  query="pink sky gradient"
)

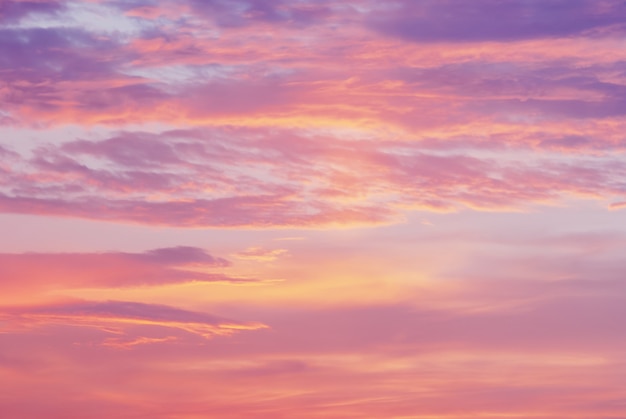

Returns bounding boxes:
[2,1,626,418]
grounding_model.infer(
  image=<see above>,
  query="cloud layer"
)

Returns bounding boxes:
[1,127,626,227]
[3,1,626,418]
[1,0,626,228]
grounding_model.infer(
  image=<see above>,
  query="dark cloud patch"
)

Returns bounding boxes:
[0,0,65,23]
[0,27,126,80]
[139,246,230,266]
[0,26,151,120]
[369,0,626,43]
[186,0,332,28]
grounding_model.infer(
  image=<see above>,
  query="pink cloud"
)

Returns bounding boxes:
[234,247,288,262]
[609,201,626,210]
[0,127,625,227]
[1,288,625,418]
[368,0,626,43]
[1,1,625,141]
[0,246,267,293]
[1,299,267,340]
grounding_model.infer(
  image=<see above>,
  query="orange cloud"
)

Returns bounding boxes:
[234,247,288,262]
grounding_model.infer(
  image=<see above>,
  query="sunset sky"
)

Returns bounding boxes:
[2,0,626,417]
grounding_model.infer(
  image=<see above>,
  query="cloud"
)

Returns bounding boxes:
[183,0,333,28]
[0,246,268,292]
[139,246,229,265]
[0,192,396,227]
[234,247,288,262]
[0,0,65,23]
[3,2,626,419]
[6,259,626,418]
[368,0,626,43]
[1,299,267,339]
[2,126,626,227]
[3,1,626,142]
[0,26,132,83]
[2,289,623,417]
[609,201,626,210]
[197,281,626,358]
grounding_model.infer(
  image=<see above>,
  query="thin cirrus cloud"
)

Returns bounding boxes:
[234,247,288,262]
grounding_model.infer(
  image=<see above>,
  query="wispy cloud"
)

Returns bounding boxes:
[1,299,267,340]
[1,127,626,227]
[234,247,288,262]
[0,246,265,292]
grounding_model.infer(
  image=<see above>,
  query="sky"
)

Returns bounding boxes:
[2,0,626,417]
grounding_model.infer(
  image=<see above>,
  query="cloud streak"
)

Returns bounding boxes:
[0,246,266,292]
[1,299,267,340]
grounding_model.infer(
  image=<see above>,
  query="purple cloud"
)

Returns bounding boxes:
[1,299,268,340]
[138,246,230,266]
[0,0,65,23]
[62,133,183,167]
[1,126,626,227]
[184,0,332,27]
[369,0,626,43]
[0,27,128,81]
